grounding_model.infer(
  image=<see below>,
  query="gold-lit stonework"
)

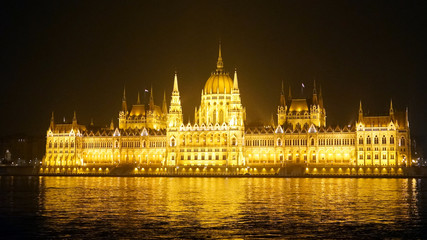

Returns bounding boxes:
[41,45,411,175]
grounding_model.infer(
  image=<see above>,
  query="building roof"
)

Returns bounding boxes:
[288,99,309,112]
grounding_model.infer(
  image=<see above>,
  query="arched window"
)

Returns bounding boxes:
[359,137,363,145]
[142,140,146,148]
[374,136,379,144]
[382,135,386,144]
[390,135,395,144]
[212,110,217,123]
[400,137,405,146]
[71,141,74,148]
[277,138,282,146]
[231,138,237,146]
[170,137,176,147]
[311,138,315,146]
[219,110,224,124]
[366,136,371,144]
[59,141,63,148]
[65,141,68,148]
[49,141,52,148]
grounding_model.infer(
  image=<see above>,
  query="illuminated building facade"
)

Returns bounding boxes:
[42,45,411,175]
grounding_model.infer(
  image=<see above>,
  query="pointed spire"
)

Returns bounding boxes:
[280,81,286,107]
[389,99,394,119]
[72,111,77,125]
[110,119,114,130]
[216,41,224,70]
[313,78,317,94]
[173,72,179,92]
[318,85,324,108]
[233,68,239,90]
[288,86,292,101]
[149,85,154,111]
[122,85,128,113]
[270,113,275,127]
[137,91,141,104]
[312,79,318,105]
[162,91,168,113]
[358,100,363,122]
[405,106,409,127]
[49,111,55,129]
[90,118,94,126]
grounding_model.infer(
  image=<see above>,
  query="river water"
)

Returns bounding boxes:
[1,176,426,239]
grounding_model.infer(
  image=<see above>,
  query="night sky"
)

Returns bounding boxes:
[1,1,426,153]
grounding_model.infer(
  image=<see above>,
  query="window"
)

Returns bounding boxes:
[311,138,315,146]
[181,155,184,160]
[366,136,371,144]
[375,154,379,160]
[277,138,282,146]
[223,155,226,160]
[49,141,52,148]
[170,138,176,147]
[359,154,363,160]
[232,138,237,146]
[359,137,363,145]
[382,136,386,144]
[187,156,191,160]
[374,136,379,144]
[400,137,405,146]
[367,155,371,160]
[390,136,394,144]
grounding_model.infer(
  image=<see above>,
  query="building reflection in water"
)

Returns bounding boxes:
[1,177,426,238]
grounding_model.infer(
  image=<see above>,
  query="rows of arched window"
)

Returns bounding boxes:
[48,140,75,148]
[358,135,397,145]
[172,134,235,146]
[246,139,274,147]
[83,141,113,149]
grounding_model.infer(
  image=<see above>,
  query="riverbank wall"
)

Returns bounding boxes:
[2,165,427,177]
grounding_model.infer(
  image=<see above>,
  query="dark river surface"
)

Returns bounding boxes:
[1,177,426,239]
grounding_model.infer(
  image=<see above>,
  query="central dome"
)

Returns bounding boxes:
[204,72,233,94]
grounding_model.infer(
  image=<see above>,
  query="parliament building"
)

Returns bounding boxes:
[41,45,411,175]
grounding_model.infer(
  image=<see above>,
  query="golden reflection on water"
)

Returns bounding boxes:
[30,177,424,238]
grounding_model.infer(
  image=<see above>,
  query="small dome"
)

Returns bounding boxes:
[204,71,233,94]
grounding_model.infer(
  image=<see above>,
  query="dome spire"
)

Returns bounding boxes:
[216,41,224,70]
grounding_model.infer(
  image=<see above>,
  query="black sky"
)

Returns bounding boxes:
[1,1,426,152]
